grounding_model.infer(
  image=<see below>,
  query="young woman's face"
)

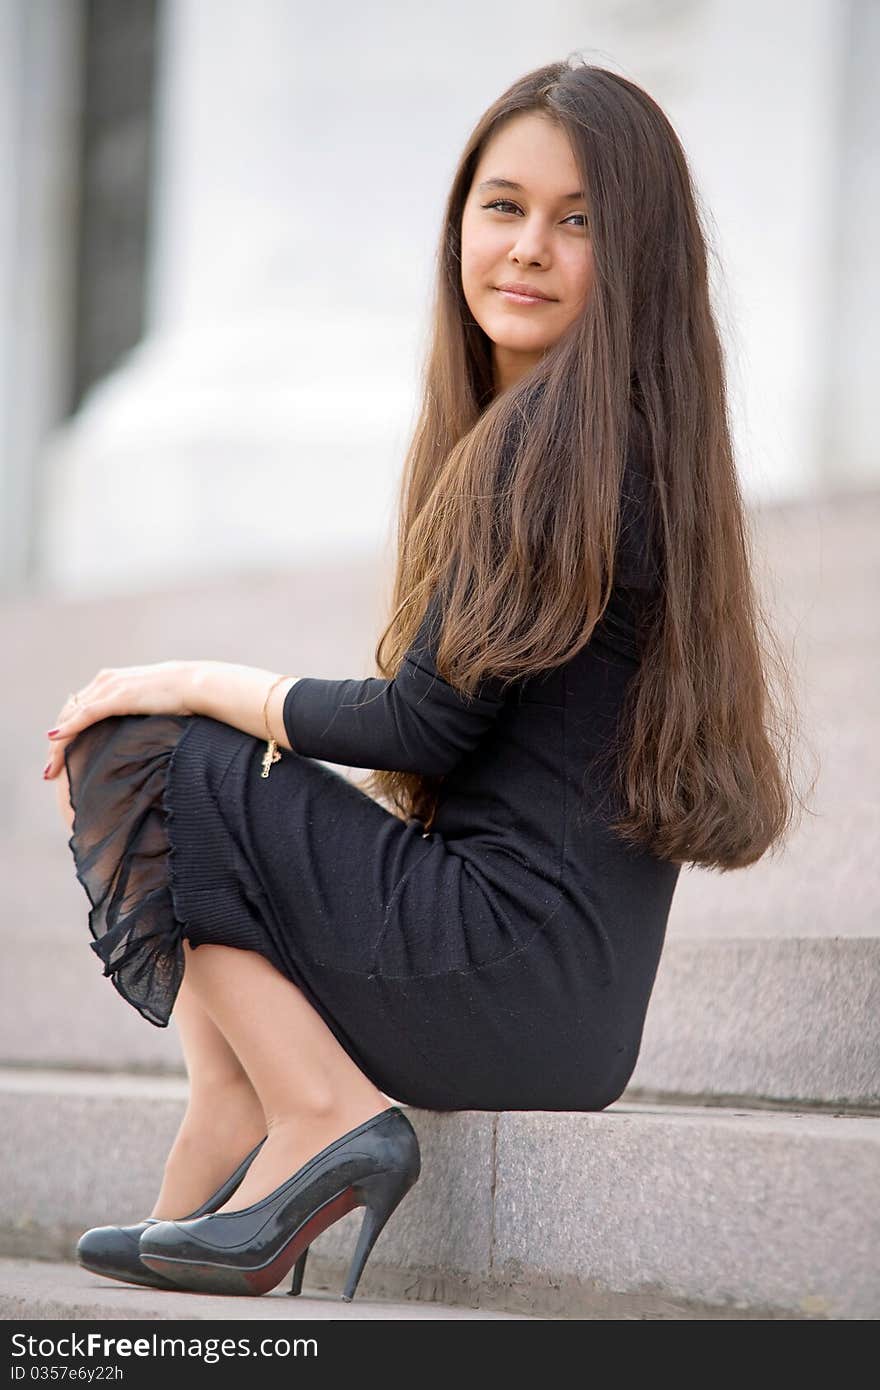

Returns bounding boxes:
[461,111,594,395]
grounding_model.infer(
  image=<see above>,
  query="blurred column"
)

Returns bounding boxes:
[0,0,83,594]
[821,0,880,489]
[37,0,420,598]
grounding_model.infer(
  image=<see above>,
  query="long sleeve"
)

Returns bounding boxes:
[282,590,508,775]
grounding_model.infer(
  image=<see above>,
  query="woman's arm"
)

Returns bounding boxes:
[186,663,299,751]
[278,588,507,775]
[186,589,508,776]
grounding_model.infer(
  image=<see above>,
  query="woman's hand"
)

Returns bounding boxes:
[43,660,197,780]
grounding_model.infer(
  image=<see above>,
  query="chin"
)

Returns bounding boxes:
[491,330,551,352]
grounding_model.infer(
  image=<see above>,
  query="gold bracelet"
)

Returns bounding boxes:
[260,673,292,779]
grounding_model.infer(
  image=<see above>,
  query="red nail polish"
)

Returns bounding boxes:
[46,729,60,738]
[42,762,52,778]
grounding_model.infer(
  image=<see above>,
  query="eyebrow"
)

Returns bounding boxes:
[477,177,585,201]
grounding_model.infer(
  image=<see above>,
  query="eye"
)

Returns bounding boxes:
[481,199,587,228]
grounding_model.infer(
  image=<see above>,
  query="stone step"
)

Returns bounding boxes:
[3,914,877,1109]
[1,1068,877,1319]
[632,934,880,1109]
[0,1257,531,1322]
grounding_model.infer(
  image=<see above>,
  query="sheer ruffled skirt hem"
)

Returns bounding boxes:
[64,713,203,1028]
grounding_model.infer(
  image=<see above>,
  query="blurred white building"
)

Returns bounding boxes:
[1,0,878,598]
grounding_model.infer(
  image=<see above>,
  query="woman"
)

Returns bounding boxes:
[45,60,803,1302]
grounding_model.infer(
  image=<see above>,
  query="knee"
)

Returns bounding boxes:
[53,761,75,833]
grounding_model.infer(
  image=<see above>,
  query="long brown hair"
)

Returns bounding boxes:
[354,58,816,872]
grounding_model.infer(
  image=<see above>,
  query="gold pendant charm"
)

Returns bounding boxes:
[260,739,281,778]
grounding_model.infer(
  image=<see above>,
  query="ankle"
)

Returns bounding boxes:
[264,1090,391,1139]
[168,1084,265,1167]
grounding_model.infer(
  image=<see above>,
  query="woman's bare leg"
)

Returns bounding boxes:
[178,939,394,1213]
[148,978,267,1219]
[54,761,265,1220]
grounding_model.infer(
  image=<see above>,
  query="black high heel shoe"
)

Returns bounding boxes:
[138,1105,421,1302]
[75,1136,267,1290]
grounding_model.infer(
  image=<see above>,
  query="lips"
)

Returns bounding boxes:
[495,282,555,301]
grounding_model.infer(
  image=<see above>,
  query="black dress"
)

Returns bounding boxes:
[64,415,680,1113]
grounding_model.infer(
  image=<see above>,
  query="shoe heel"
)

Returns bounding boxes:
[287,1249,308,1296]
[341,1166,415,1303]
